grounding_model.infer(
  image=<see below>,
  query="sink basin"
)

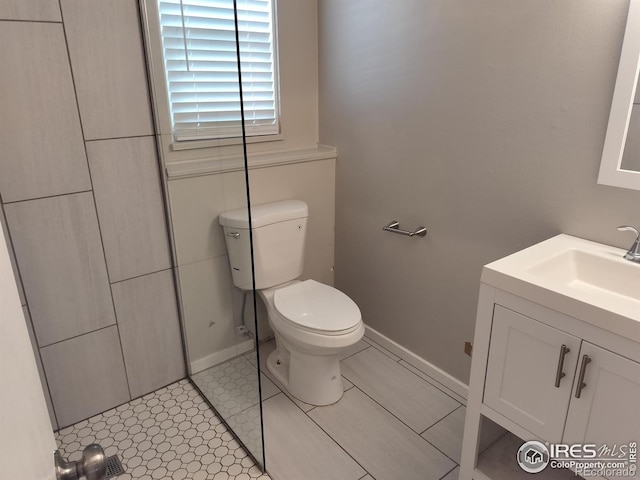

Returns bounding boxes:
[527,248,640,301]
[481,234,640,342]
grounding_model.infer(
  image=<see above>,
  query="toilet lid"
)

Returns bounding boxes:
[274,280,361,333]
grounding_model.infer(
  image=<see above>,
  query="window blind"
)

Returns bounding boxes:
[158,0,278,141]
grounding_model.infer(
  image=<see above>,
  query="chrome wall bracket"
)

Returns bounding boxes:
[382,221,427,237]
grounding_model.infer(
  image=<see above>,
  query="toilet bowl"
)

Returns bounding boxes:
[219,199,364,406]
[259,279,364,405]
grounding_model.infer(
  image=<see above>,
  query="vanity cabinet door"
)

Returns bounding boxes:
[563,342,640,476]
[484,305,581,442]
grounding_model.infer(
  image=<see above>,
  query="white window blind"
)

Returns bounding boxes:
[158,0,278,141]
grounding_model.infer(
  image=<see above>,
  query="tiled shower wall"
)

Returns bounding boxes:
[0,0,185,429]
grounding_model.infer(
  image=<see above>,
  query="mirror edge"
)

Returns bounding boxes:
[598,0,640,190]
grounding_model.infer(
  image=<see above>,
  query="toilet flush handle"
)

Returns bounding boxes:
[227,232,240,239]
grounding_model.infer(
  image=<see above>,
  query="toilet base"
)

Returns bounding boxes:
[266,346,345,406]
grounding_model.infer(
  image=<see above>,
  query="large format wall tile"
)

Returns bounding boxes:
[179,257,237,366]
[41,326,130,428]
[60,0,153,140]
[87,137,171,282]
[0,0,61,21]
[246,159,337,286]
[111,270,185,399]
[168,174,229,266]
[5,193,116,346]
[22,307,58,431]
[0,208,25,305]
[0,22,90,202]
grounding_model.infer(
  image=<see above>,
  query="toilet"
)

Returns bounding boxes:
[219,199,364,406]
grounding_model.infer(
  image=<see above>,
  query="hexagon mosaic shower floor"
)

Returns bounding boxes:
[55,379,271,480]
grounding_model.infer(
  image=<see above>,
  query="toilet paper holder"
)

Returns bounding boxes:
[382,221,427,238]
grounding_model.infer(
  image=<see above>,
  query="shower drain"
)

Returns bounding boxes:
[105,455,125,479]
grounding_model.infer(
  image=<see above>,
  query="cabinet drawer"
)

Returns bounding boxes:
[484,305,580,442]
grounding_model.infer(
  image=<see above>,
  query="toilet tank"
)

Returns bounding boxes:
[219,200,308,290]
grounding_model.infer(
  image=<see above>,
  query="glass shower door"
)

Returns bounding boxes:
[139,0,265,468]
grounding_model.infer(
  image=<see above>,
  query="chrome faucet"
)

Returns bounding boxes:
[617,226,640,263]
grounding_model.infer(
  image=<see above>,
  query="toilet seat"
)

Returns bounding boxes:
[274,280,361,336]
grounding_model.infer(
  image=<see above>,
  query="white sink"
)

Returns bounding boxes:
[527,248,640,301]
[481,234,640,342]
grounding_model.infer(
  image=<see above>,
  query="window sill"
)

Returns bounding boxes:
[170,133,284,151]
[165,144,337,180]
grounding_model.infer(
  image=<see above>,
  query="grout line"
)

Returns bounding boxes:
[2,189,94,205]
[1,195,61,430]
[109,266,173,285]
[57,0,132,401]
[419,404,463,436]
[267,339,457,434]
[259,343,457,477]
[0,18,63,24]
[438,464,460,480]
[174,252,231,269]
[298,395,371,478]
[342,382,441,436]
[362,335,467,404]
[397,360,465,406]
[338,343,371,362]
[346,348,465,437]
[39,323,118,350]
[85,133,155,143]
[256,341,317,414]
[261,366,314,415]
[362,335,401,361]
[55,376,188,431]
[135,0,192,390]
[421,435,461,469]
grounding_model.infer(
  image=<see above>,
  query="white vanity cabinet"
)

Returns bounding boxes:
[459,235,640,480]
[483,305,581,443]
[483,305,640,449]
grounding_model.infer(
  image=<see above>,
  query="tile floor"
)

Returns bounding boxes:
[56,336,472,480]
[256,336,465,480]
[55,379,270,480]
[191,353,269,463]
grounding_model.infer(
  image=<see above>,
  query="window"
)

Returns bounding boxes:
[157,0,279,142]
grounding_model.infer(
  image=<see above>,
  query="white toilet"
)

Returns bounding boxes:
[219,199,364,406]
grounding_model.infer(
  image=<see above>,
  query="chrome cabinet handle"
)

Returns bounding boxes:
[382,221,427,237]
[575,354,592,398]
[554,344,570,388]
[227,232,240,239]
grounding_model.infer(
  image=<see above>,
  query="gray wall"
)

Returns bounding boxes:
[318,0,640,384]
[0,0,184,428]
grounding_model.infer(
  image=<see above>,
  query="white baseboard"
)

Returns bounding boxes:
[190,338,255,375]
[364,325,469,402]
